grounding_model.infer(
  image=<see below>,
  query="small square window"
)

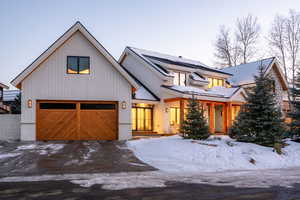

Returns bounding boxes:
[67,56,90,74]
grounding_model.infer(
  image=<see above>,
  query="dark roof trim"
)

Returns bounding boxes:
[145,55,232,76]
[121,65,160,101]
[126,47,171,77]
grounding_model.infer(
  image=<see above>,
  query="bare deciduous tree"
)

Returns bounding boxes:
[268,15,288,80]
[236,14,261,64]
[268,10,300,106]
[214,14,260,67]
[214,26,237,67]
[285,10,300,89]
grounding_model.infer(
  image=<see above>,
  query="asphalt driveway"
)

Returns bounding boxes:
[0,140,156,177]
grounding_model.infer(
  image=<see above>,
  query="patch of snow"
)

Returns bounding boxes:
[169,85,239,98]
[0,153,20,159]
[221,58,274,86]
[17,144,37,150]
[130,47,225,74]
[16,143,64,155]
[1,169,300,189]
[127,135,300,173]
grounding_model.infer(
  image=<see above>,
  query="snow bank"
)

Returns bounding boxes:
[127,135,300,173]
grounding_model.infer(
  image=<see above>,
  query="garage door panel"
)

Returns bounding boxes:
[80,110,117,140]
[37,110,77,140]
[37,101,118,141]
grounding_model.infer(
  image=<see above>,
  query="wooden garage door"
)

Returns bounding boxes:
[36,101,118,140]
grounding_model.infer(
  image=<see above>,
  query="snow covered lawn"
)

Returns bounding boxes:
[127,135,300,173]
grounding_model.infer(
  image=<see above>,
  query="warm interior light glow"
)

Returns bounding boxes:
[232,105,241,121]
[121,101,127,109]
[169,107,180,125]
[79,69,90,74]
[208,77,225,88]
[27,99,32,108]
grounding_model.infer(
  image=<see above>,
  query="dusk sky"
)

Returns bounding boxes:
[1,0,299,88]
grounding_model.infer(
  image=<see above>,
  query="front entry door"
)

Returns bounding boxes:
[215,105,224,133]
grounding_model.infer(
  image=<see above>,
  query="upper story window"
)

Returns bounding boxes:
[207,77,224,88]
[67,56,90,74]
[173,72,186,86]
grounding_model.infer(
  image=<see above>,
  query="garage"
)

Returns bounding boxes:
[36,100,118,141]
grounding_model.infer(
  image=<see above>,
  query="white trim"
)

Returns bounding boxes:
[11,22,140,89]
[120,48,172,80]
[265,59,289,90]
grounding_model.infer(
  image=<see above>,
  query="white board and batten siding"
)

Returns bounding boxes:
[0,114,21,140]
[21,31,132,141]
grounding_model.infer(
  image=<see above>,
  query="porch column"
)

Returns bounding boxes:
[227,103,232,132]
[179,99,185,129]
[209,103,215,134]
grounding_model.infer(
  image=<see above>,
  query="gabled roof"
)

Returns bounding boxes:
[124,47,232,76]
[0,82,9,90]
[121,65,160,101]
[221,57,288,90]
[11,21,140,89]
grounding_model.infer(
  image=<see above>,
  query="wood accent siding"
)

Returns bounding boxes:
[36,100,118,140]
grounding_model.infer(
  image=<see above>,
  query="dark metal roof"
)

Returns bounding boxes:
[144,55,232,75]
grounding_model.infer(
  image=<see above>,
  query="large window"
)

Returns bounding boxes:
[231,105,241,121]
[67,56,90,74]
[173,72,186,86]
[132,106,153,131]
[208,77,224,88]
[170,107,180,125]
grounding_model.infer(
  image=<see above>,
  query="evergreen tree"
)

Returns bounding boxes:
[289,70,300,140]
[181,93,210,140]
[10,93,21,114]
[229,64,285,147]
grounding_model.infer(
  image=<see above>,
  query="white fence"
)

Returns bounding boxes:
[0,114,20,140]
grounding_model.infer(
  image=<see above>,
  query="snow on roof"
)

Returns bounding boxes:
[190,72,208,83]
[0,82,9,89]
[134,86,158,101]
[3,90,20,101]
[165,85,239,98]
[128,47,231,75]
[221,57,275,86]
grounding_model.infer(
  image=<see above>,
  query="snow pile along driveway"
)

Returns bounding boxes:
[127,135,300,173]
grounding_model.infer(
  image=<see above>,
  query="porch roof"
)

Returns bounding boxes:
[162,85,239,98]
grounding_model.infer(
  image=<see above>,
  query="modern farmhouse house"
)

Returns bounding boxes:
[119,47,289,136]
[11,22,289,141]
[11,22,140,141]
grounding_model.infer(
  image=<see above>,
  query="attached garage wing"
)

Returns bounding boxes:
[36,100,118,140]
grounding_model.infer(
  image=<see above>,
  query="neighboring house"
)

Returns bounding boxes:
[11,22,139,141]
[0,82,10,113]
[119,47,289,135]
[3,90,20,106]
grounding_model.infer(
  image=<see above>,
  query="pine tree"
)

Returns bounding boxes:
[289,70,300,140]
[229,64,285,147]
[181,93,210,140]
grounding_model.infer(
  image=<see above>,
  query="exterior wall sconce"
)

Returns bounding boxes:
[165,107,169,113]
[27,99,32,108]
[121,101,127,109]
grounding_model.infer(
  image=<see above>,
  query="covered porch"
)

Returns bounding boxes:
[164,97,242,134]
